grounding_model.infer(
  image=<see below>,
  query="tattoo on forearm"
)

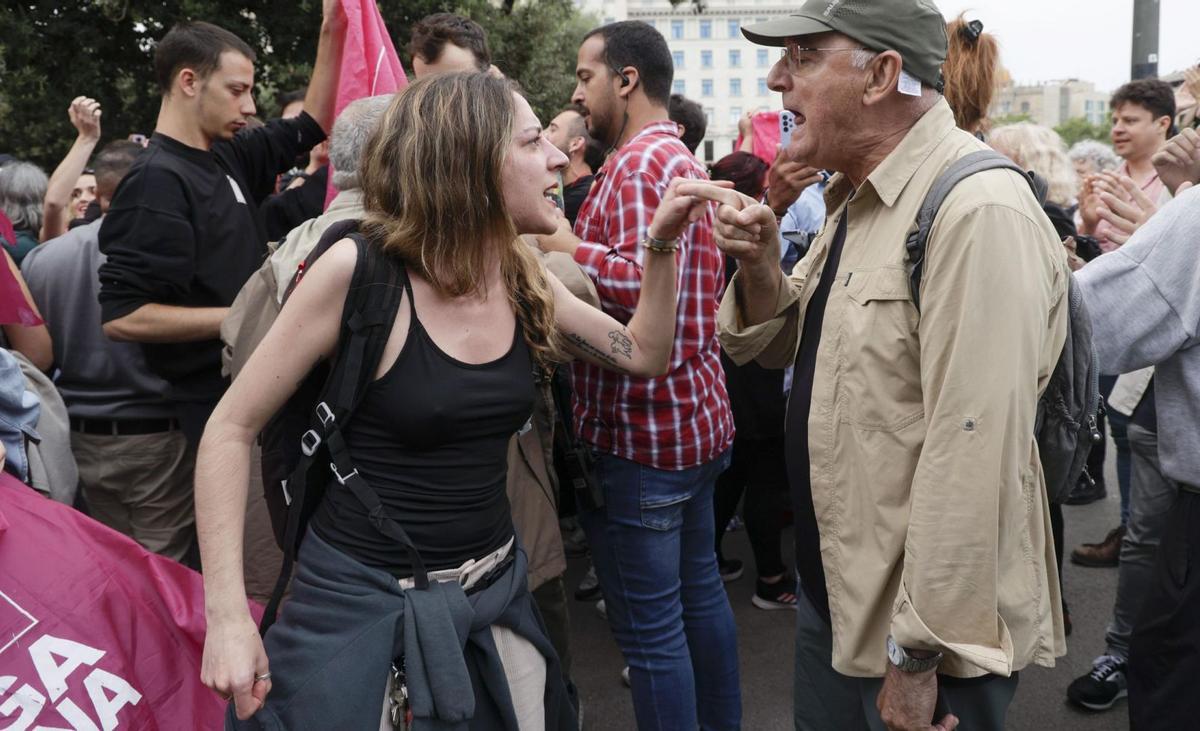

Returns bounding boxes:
[608,330,633,359]
[565,332,622,369]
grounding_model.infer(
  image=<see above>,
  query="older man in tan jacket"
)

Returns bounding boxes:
[682,1,1069,729]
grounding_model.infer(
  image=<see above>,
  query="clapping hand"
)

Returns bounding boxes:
[1152,128,1200,196]
[1095,172,1159,246]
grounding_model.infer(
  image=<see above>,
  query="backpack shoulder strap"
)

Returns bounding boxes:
[309,234,432,587]
[906,150,1043,312]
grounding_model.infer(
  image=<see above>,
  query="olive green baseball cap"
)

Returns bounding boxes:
[741,0,948,91]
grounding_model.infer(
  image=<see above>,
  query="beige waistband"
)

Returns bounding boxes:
[397,536,515,592]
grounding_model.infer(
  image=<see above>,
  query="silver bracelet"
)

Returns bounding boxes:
[643,235,679,253]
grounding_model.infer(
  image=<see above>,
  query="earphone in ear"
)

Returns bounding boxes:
[611,65,631,87]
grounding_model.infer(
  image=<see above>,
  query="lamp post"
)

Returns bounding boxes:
[1130,0,1160,80]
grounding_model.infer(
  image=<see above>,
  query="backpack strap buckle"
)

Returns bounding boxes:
[315,401,335,427]
[299,429,321,457]
[330,461,360,486]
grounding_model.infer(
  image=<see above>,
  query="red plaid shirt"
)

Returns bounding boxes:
[571,121,734,470]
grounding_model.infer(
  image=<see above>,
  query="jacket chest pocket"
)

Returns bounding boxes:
[835,267,924,431]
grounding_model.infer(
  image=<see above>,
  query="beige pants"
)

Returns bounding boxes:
[242,443,286,604]
[71,429,195,562]
[380,624,546,730]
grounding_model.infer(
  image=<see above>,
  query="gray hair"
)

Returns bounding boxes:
[329,95,393,191]
[1068,140,1120,175]
[0,161,48,233]
[849,49,879,70]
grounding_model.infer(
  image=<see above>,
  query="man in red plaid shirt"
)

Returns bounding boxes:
[538,20,739,731]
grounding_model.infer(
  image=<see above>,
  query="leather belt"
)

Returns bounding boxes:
[69,417,180,436]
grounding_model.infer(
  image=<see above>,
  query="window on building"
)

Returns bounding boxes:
[701,50,712,68]
[757,78,769,96]
[673,79,685,95]
[729,106,742,125]
[704,140,715,162]
[1020,101,1030,113]
[730,78,742,96]
[757,49,769,68]
[673,50,685,69]
[671,20,683,39]
[699,20,712,39]
[701,79,713,97]
[604,16,616,25]
[728,19,740,38]
[704,107,714,125]
[729,49,741,68]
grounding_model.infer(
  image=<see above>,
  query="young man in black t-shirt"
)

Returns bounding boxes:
[99,11,344,444]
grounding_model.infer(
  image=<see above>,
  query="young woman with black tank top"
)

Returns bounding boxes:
[195,72,724,729]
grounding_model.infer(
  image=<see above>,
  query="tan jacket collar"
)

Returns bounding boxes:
[823,98,958,211]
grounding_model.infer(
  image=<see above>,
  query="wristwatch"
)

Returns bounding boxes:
[886,635,943,673]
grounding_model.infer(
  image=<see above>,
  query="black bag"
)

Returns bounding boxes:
[258,228,429,633]
[906,150,1101,505]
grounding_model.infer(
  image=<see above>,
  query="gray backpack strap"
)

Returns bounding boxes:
[905,150,1044,312]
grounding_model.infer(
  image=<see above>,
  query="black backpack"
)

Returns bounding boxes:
[258,226,430,633]
[906,150,1101,505]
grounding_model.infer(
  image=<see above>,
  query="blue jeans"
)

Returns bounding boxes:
[580,449,740,731]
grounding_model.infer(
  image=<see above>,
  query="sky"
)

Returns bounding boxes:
[935,0,1199,92]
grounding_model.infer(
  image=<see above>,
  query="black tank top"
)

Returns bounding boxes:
[310,264,536,577]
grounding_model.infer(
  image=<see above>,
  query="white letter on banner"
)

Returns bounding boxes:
[82,670,140,731]
[0,675,47,731]
[28,636,104,703]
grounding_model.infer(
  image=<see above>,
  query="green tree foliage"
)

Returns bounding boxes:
[0,0,596,170]
[1054,117,1112,148]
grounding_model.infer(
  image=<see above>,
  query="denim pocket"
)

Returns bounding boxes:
[638,467,694,531]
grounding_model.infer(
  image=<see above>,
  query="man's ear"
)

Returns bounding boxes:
[862,50,903,107]
[1154,115,1172,137]
[176,68,201,98]
[618,66,639,99]
[568,137,586,157]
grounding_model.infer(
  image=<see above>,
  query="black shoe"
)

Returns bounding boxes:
[718,558,744,583]
[1066,655,1127,711]
[1065,475,1107,506]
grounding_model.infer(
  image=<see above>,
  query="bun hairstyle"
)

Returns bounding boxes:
[360,72,560,375]
[943,15,1000,134]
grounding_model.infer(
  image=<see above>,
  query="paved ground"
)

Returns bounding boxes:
[564,445,1131,730]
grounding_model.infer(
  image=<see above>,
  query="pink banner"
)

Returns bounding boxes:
[0,473,259,729]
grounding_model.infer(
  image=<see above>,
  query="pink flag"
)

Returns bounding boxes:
[0,248,42,327]
[734,111,782,167]
[326,0,409,208]
[0,473,260,729]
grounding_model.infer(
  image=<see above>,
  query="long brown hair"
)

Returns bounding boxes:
[943,15,1000,134]
[359,72,559,374]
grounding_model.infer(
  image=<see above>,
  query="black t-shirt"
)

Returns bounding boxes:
[563,174,594,227]
[98,113,326,407]
[260,164,329,242]
[785,211,849,623]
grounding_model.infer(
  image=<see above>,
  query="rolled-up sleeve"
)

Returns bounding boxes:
[890,203,1066,677]
[717,268,802,369]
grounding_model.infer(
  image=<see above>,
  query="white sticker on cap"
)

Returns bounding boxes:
[898,70,923,97]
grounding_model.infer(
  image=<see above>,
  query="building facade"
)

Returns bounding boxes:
[578,0,789,164]
[991,79,1111,128]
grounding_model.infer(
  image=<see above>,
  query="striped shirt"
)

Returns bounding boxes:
[571,121,734,470]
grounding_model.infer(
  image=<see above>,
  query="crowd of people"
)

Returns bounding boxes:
[0,0,1198,728]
